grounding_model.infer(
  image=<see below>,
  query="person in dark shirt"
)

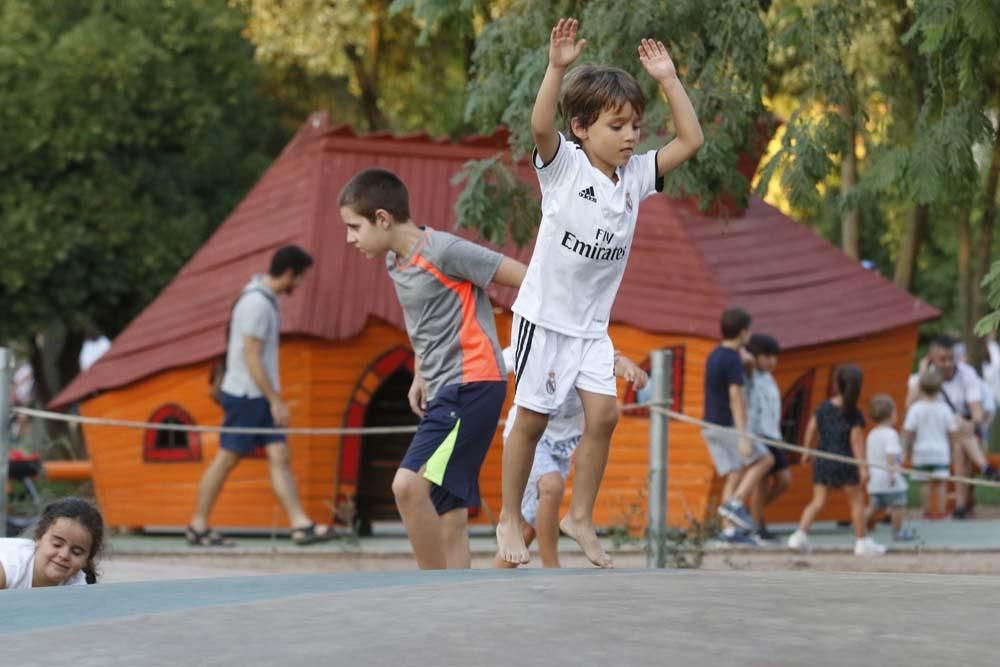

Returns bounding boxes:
[701,307,773,541]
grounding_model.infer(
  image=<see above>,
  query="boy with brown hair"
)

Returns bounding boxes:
[864,394,915,541]
[340,168,527,569]
[498,17,704,567]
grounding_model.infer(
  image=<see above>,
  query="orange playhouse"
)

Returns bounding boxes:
[53,113,938,534]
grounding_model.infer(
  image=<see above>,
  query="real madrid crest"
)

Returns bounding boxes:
[545,371,557,395]
[625,190,633,213]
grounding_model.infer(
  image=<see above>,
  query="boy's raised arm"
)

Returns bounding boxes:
[637,39,704,177]
[532,18,586,164]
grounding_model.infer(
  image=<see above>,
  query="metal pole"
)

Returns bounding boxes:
[647,348,673,568]
[0,348,13,535]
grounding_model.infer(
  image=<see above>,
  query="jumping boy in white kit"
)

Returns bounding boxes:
[497,17,703,566]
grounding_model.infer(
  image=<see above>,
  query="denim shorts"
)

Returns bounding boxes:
[870,490,907,510]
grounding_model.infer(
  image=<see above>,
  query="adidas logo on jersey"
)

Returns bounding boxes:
[577,185,597,203]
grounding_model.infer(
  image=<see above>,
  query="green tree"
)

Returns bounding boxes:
[0,0,284,404]
[459,0,772,244]
[759,0,999,365]
[238,0,478,135]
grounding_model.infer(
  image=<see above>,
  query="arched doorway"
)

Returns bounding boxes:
[780,369,816,465]
[355,366,418,534]
[338,346,419,536]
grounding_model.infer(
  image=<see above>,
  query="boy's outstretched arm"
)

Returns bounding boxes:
[492,256,528,288]
[613,352,648,389]
[637,39,704,177]
[532,18,586,164]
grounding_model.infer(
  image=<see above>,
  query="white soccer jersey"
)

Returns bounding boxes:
[512,132,662,339]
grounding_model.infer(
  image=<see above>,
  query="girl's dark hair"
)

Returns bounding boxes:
[34,497,104,585]
[835,364,863,419]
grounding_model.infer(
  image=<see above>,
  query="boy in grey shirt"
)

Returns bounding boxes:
[340,168,526,569]
[745,333,789,540]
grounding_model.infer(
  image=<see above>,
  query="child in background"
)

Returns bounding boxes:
[864,395,915,541]
[745,333,790,541]
[902,368,959,519]
[0,497,104,589]
[788,365,886,556]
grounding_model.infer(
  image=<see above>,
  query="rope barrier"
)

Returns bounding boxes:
[13,402,1000,489]
[11,406,421,436]
[651,405,1000,490]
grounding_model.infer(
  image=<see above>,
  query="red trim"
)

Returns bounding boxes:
[622,346,685,417]
[340,400,367,484]
[336,346,416,502]
[143,404,202,463]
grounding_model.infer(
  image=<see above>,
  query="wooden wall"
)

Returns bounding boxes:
[763,322,921,523]
[81,316,920,534]
[480,318,921,532]
[82,340,315,529]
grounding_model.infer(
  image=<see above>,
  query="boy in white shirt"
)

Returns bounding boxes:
[864,395,914,541]
[903,368,960,519]
[497,17,703,567]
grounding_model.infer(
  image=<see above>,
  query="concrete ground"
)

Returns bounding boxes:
[2,569,993,666]
[93,518,1000,581]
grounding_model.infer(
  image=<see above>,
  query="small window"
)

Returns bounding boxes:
[780,369,816,464]
[143,404,202,463]
[622,346,685,417]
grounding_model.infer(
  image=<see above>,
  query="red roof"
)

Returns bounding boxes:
[53,113,939,406]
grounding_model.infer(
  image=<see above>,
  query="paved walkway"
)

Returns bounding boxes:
[2,569,992,665]
[109,518,1000,557]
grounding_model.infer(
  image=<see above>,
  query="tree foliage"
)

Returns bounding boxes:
[460,0,772,243]
[237,0,475,135]
[0,0,282,353]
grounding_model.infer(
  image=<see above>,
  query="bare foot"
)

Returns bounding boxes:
[493,554,519,569]
[496,519,530,565]
[560,515,613,568]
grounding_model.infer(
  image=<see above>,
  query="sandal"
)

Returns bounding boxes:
[185,525,235,547]
[291,523,338,546]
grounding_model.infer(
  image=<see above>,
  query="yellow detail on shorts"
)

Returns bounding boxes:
[423,419,461,486]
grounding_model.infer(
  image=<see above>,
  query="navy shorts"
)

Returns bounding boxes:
[219,392,286,455]
[400,381,506,515]
[767,444,789,473]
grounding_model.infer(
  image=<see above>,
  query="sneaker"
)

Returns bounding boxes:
[892,527,917,541]
[787,529,810,553]
[952,505,973,520]
[722,529,758,546]
[718,499,755,532]
[756,525,777,542]
[854,537,887,556]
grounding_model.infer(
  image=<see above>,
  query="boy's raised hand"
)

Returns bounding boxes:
[549,18,586,68]
[638,38,677,82]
